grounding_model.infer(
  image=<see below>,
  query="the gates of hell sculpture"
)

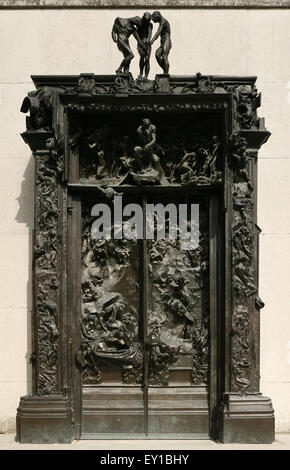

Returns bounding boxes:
[16,13,274,443]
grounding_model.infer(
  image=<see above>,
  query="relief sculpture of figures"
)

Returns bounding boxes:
[150,11,172,75]
[171,135,221,186]
[146,204,210,386]
[80,117,222,188]
[78,212,143,385]
[86,124,110,179]
[17,27,274,442]
[112,16,144,74]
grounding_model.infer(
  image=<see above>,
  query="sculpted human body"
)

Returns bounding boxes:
[136,12,153,79]
[150,11,172,75]
[112,16,144,74]
[134,118,159,173]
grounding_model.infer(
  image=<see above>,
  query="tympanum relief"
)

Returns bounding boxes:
[78,115,222,188]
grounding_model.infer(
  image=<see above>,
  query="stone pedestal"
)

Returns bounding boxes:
[222,393,275,444]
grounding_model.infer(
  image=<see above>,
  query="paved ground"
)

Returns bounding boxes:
[0,433,289,450]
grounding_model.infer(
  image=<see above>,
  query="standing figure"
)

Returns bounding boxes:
[112,16,144,74]
[150,11,172,75]
[136,12,153,79]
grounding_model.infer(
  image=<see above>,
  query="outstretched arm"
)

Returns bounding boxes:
[150,21,163,45]
[147,23,153,42]
[133,30,145,49]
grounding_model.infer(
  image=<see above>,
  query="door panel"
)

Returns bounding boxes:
[78,192,211,438]
[146,194,210,437]
[82,387,145,437]
[79,194,145,435]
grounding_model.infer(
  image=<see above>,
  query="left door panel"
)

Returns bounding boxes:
[78,193,145,437]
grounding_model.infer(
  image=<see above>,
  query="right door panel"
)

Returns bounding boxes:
[146,194,210,437]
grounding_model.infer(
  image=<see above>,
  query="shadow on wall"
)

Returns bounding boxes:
[15,154,35,397]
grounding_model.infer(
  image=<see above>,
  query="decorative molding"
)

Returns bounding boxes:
[20,74,262,135]
[34,153,61,396]
[65,101,228,113]
[229,132,256,395]
[1,1,290,9]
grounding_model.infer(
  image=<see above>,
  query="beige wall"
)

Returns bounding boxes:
[0,8,289,433]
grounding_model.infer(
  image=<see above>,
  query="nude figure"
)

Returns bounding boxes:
[150,11,172,75]
[112,16,144,74]
[136,12,153,79]
[134,118,160,173]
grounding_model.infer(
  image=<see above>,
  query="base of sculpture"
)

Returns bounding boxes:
[121,171,161,185]
[16,394,72,443]
[16,393,275,444]
[221,393,275,444]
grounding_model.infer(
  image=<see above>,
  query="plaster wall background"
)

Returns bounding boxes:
[0,7,289,433]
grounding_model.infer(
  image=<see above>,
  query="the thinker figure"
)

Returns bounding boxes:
[150,11,172,75]
[134,118,160,175]
[136,12,153,79]
[112,16,144,74]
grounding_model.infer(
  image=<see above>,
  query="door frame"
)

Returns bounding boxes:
[17,75,274,443]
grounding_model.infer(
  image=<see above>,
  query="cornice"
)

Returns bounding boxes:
[1,1,290,9]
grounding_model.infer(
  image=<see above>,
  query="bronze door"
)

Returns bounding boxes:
[77,191,215,439]
[17,74,274,445]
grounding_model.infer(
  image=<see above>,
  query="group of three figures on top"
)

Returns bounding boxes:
[112,11,171,78]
